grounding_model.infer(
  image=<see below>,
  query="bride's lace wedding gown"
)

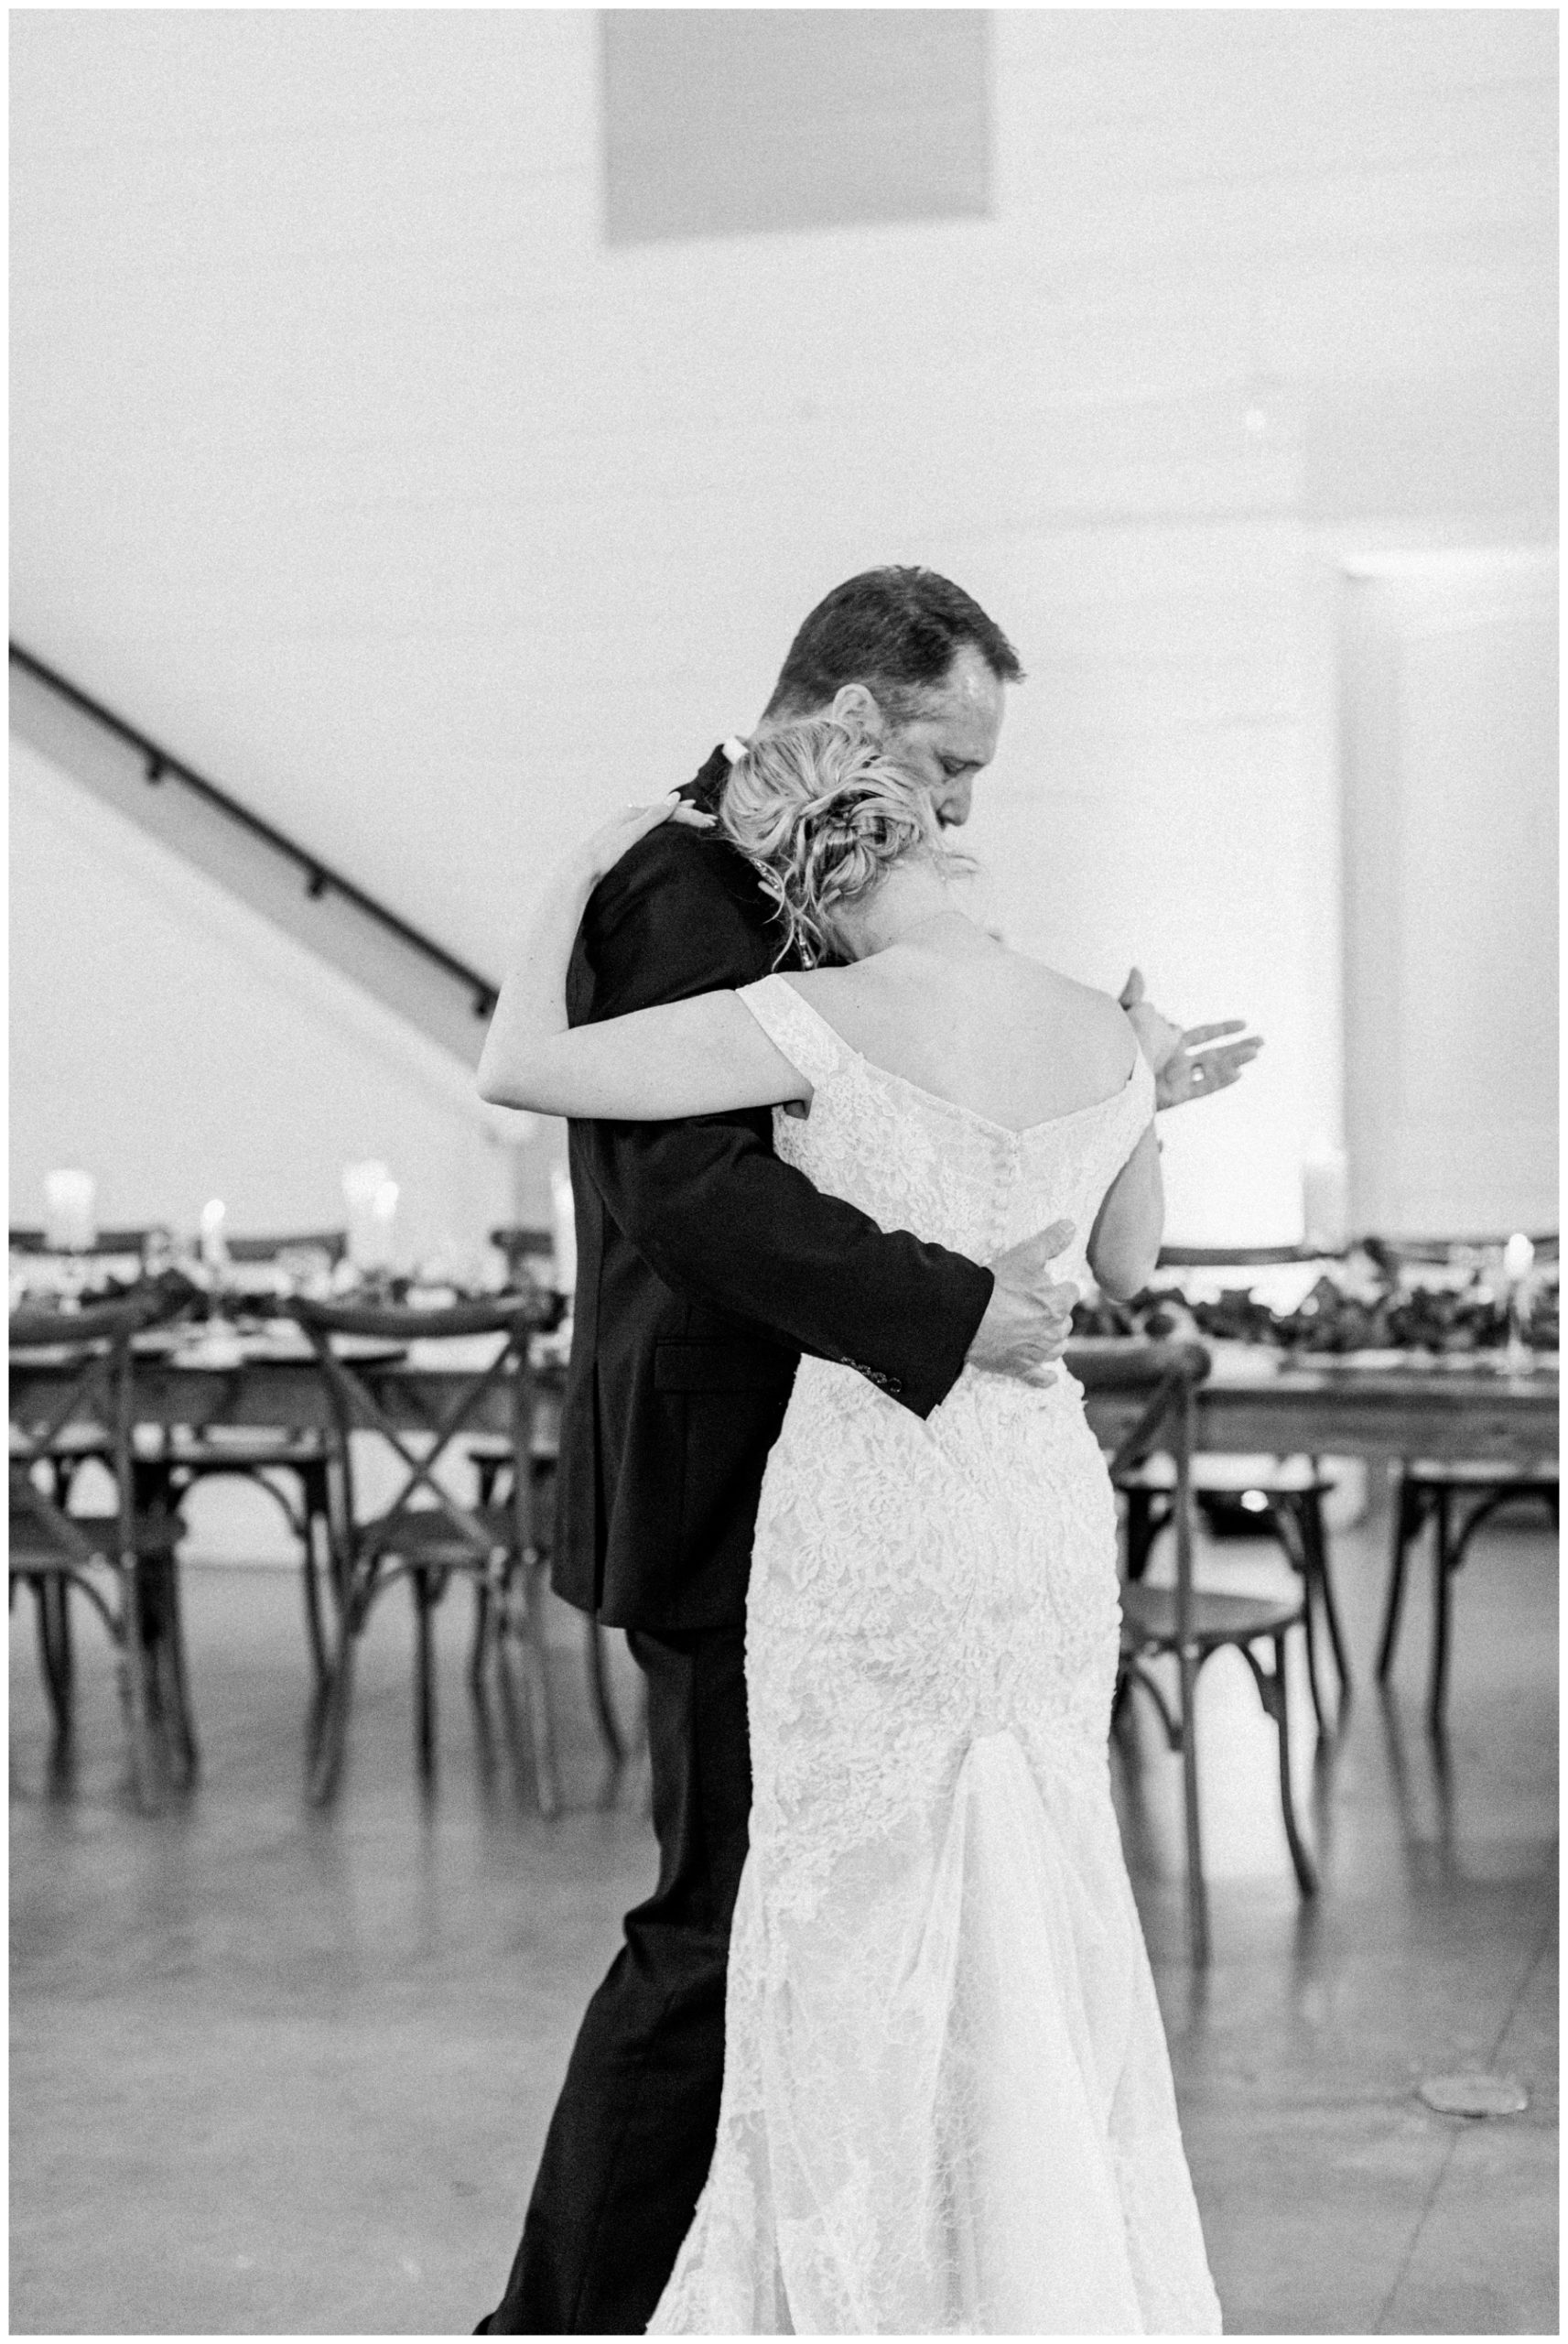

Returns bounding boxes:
[649,975,1222,2337]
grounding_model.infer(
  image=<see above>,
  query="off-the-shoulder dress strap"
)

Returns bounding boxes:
[734,974,848,1093]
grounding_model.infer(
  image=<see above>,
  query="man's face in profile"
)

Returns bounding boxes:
[880,646,1006,829]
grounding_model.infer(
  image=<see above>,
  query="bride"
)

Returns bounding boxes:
[479,718,1222,2336]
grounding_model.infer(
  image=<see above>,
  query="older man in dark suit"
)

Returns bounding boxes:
[481,569,1255,2334]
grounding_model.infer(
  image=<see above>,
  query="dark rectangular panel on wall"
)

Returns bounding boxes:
[600,9,990,244]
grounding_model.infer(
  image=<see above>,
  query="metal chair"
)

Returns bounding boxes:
[10,1287,193,1802]
[289,1293,557,1808]
[1073,1339,1318,1965]
[1379,1457,1559,1734]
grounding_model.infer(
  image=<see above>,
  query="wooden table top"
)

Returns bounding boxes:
[11,1332,1558,1466]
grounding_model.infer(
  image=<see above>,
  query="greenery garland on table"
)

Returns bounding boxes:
[1074,1267,1559,1354]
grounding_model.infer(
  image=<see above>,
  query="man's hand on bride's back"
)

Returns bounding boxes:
[967,1220,1077,1386]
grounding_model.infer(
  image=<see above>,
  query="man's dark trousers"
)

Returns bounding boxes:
[481,1624,752,2334]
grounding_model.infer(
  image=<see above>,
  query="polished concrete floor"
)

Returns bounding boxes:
[10,1490,1558,2336]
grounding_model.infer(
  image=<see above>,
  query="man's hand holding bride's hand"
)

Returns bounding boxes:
[1118,968,1263,1112]
[571,794,716,887]
[967,1219,1078,1387]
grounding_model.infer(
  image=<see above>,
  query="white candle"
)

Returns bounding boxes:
[1301,1145,1348,1253]
[200,1197,229,1270]
[1501,1231,1536,1372]
[343,1160,393,1270]
[1503,1232,1535,1286]
[43,1169,96,1253]
[551,1164,578,1297]
[367,1179,399,1271]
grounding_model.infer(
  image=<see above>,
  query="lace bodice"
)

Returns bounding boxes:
[735,971,1154,1294]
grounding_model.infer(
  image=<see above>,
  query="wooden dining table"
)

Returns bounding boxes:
[12,1324,1557,1490]
[11,1323,1556,1789]
[1074,1340,1559,1467]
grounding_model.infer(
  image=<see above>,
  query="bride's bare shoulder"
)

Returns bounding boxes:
[776,962,899,1055]
[780,965,860,1007]
[1000,952,1139,1072]
[1005,950,1126,1020]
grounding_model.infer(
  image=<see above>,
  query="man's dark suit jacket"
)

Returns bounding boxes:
[552,745,996,1633]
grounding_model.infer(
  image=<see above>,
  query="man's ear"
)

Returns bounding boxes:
[829,681,884,735]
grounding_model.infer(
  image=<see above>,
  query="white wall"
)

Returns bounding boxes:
[1340,551,1558,1236]
[9,733,551,1256]
[10,10,1557,1243]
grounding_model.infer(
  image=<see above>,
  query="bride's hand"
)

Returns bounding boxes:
[573,795,716,886]
[1119,967,1262,1109]
[1118,968,1184,1073]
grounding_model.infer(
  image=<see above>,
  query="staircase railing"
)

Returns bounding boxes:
[9,641,499,1025]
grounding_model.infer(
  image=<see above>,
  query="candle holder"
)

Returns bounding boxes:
[54,1245,90,1315]
[1498,1234,1537,1377]
[1502,1282,1535,1378]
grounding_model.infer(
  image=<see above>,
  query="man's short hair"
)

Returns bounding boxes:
[762,567,1023,725]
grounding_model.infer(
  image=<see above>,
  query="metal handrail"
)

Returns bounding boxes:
[9,641,499,1021]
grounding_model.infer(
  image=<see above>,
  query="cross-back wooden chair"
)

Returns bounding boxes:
[10,1286,192,1803]
[143,1231,349,1695]
[1119,1242,1353,1727]
[288,1293,557,1809]
[1072,1337,1318,1966]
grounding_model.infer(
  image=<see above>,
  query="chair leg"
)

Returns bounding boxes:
[36,1566,76,1697]
[414,1569,437,1779]
[515,1557,560,1819]
[584,1620,625,1767]
[469,1578,492,1690]
[1124,1488,1153,1583]
[468,1460,505,1689]
[299,1482,331,1694]
[1306,1492,1352,1698]
[58,1567,75,1689]
[1285,1500,1330,1739]
[1271,1635,1318,1894]
[33,1575,74,1740]
[120,1563,165,1811]
[1176,1649,1209,1966]
[142,1553,199,1788]
[1427,1489,1454,1738]
[1377,1475,1421,1681]
[308,1603,356,1805]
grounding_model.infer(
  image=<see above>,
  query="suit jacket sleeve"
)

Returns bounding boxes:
[569,824,993,1420]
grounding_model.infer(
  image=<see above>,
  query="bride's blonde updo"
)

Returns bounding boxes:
[719,718,967,966]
